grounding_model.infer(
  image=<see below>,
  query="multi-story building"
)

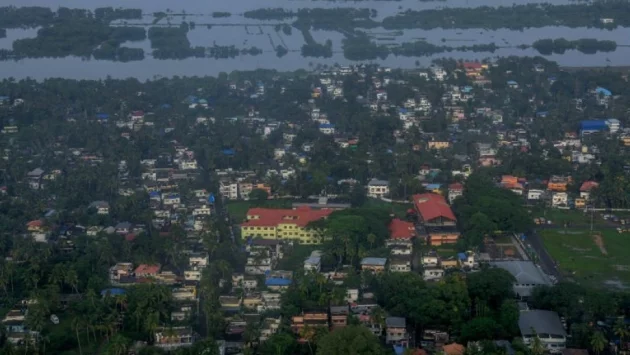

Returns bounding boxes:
[367,179,389,198]
[330,305,349,328]
[240,207,333,244]
[386,317,408,345]
[219,180,239,200]
[154,327,194,350]
[291,311,329,339]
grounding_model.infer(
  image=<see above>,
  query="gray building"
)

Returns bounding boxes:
[519,310,566,354]
[490,260,552,298]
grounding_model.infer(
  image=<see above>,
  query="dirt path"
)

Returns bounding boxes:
[592,233,608,255]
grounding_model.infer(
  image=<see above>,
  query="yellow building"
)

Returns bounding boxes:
[240,207,333,244]
[427,141,451,150]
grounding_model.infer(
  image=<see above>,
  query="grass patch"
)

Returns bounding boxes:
[540,228,630,288]
[529,206,598,224]
[227,199,293,222]
[364,198,413,219]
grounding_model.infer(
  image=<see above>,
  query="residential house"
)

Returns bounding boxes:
[421,251,439,267]
[388,218,415,241]
[304,251,322,273]
[330,305,349,328]
[367,179,389,198]
[547,176,571,192]
[265,270,293,291]
[88,201,110,215]
[291,311,329,339]
[319,124,335,135]
[361,257,387,273]
[27,168,44,190]
[423,267,445,281]
[109,262,134,284]
[240,207,333,244]
[172,286,197,302]
[386,317,408,345]
[519,310,566,353]
[219,180,239,200]
[579,181,598,201]
[135,264,161,278]
[189,253,209,268]
[154,327,194,350]
[389,256,412,272]
[448,183,464,204]
[551,192,568,208]
[527,189,545,201]
[427,140,450,150]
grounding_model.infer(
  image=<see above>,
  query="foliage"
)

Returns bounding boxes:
[316,325,387,355]
[533,38,617,55]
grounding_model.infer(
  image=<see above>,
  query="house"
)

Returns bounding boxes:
[291,311,329,339]
[423,267,445,281]
[388,219,415,241]
[27,168,44,189]
[386,317,408,345]
[115,222,132,235]
[219,295,241,311]
[389,256,412,272]
[421,251,439,267]
[189,252,209,267]
[367,179,389,198]
[109,262,134,284]
[413,193,457,227]
[304,251,322,273]
[458,251,476,269]
[490,261,551,299]
[551,192,568,208]
[172,286,196,301]
[579,181,598,201]
[448,183,463,204]
[519,310,566,353]
[547,176,571,192]
[527,189,545,201]
[361,257,387,273]
[154,327,194,350]
[240,207,333,244]
[507,80,519,89]
[135,264,161,278]
[265,270,293,291]
[443,343,466,355]
[219,180,239,200]
[605,118,620,133]
[330,305,349,328]
[319,124,335,135]
[580,120,607,136]
[428,140,450,150]
[88,201,110,215]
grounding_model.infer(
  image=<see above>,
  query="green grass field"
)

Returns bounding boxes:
[364,198,413,219]
[540,228,630,288]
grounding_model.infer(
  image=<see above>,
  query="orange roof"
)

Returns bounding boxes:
[241,207,333,227]
[443,343,465,355]
[389,218,416,240]
[135,264,160,275]
[580,181,599,192]
[27,220,44,228]
[412,193,456,222]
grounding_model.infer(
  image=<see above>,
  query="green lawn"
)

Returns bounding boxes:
[529,207,600,225]
[540,228,630,288]
[364,198,413,219]
[226,199,293,222]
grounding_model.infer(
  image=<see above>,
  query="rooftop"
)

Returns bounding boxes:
[241,206,333,227]
[518,310,566,337]
[361,257,387,266]
[413,193,456,222]
[490,260,551,287]
[389,218,416,240]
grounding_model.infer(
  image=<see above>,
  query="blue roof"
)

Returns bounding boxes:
[507,80,518,85]
[149,191,160,197]
[222,148,235,156]
[101,288,126,296]
[426,183,441,190]
[399,108,408,113]
[458,252,467,260]
[596,87,612,96]
[581,120,607,130]
[319,124,334,128]
[265,278,292,286]
[96,113,109,119]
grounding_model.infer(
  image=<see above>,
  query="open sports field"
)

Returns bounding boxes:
[540,228,630,289]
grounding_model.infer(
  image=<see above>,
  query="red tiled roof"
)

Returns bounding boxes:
[241,207,333,227]
[135,264,160,275]
[443,343,465,355]
[448,183,463,191]
[412,193,456,222]
[580,181,599,192]
[27,220,44,228]
[389,218,416,240]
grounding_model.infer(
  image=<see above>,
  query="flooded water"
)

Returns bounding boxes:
[1,0,627,80]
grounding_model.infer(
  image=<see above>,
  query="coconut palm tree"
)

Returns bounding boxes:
[106,334,130,355]
[614,319,629,350]
[590,330,607,355]
[72,316,84,355]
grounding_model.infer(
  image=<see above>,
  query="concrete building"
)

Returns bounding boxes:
[519,310,566,354]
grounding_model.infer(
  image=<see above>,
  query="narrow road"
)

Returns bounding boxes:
[525,230,562,280]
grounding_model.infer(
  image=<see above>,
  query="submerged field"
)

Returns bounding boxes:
[540,228,630,289]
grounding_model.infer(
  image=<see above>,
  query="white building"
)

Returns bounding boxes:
[551,192,568,208]
[367,179,389,198]
[527,189,545,201]
[219,181,239,200]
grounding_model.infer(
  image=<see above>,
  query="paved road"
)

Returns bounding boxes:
[526,229,562,280]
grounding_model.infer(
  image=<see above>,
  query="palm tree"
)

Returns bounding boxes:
[367,233,376,249]
[614,319,629,350]
[106,334,130,355]
[590,330,607,355]
[72,316,84,355]
[529,329,545,355]
[64,268,79,294]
